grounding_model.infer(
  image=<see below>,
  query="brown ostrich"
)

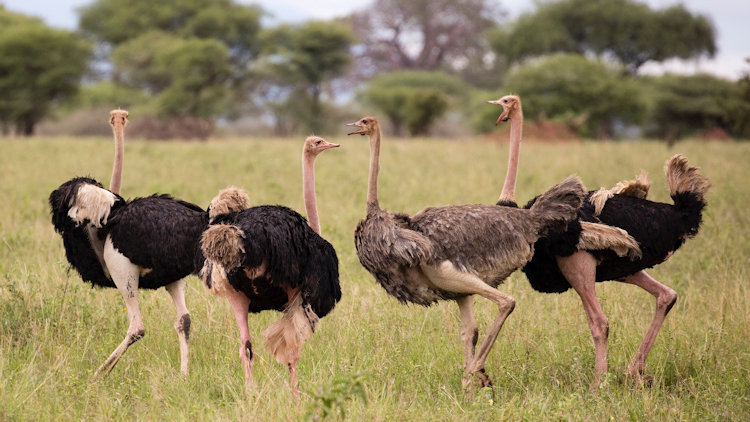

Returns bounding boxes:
[490,94,711,388]
[200,136,341,396]
[347,116,587,390]
[108,109,128,195]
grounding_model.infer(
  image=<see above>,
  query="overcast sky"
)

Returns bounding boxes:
[2,0,747,79]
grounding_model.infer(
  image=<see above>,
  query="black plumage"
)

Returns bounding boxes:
[206,205,340,318]
[522,187,706,293]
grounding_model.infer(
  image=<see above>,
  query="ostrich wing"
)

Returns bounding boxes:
[410,205,539,284]
[354,210,433,273]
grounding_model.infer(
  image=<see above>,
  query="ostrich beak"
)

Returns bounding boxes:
[488,100,510,125]
[321,141,340,149]
[346,122,366,136]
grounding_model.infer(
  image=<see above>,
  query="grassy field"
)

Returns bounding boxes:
[1,135,748,420]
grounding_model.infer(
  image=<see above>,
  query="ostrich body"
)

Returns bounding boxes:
[49,111,249,376]
[347,116,586,389]
[490,94,711,387]
[200,136,341,396]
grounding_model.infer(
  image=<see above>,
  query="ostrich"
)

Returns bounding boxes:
[346,116,587,390]
[489,94,711,387]
[200,136,342,396]
[49,111,249,377]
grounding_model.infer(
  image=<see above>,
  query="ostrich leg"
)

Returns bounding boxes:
[165,279,191,376]
[421,261,516,390]
[557,251,609,390]
[456,295,479,371]
[622,270,677,383]
[95,238,144,377]
[225,288,254,393]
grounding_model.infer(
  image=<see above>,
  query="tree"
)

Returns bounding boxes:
[79,0,262,118]
[360,70,467,136]
[644,73,735,142]
[0,7,91,135]
[491,54,643,139]
[490,0,716,75]
[719,59,750,139]
[348,0,502,82]
[258,21,355,135]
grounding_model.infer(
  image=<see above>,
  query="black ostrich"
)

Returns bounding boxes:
[489,95,711,387]
[49,116,249,377]
[199,136,341,396]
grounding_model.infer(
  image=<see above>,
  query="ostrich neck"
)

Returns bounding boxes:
[302,153,321,235]
[110,125,124,195]
[366,128,381,214]
[499,111,522,203]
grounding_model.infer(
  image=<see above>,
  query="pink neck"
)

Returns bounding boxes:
[110,125,124,195]
[499,110,522,203]
[366,128,381,214]
[302,153,321,235]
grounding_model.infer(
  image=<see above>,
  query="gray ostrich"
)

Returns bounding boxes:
[490,94,711,387]
[200,136,341,396]
[347,116,587,390]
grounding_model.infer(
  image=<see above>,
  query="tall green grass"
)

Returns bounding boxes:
[1,136,748,420]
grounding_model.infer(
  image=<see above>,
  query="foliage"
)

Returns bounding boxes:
[305,371,368,420]
[360,70,468,136]
[258,21,355,135]
[0,8,91,135]
[719,60,750,139]
[79,0,262,122]
[642,73,735,142]
[490,0,716,74]
[493,54,643,138]
[347,0,502,84]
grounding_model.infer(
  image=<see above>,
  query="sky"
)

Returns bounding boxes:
[1,0,748,79]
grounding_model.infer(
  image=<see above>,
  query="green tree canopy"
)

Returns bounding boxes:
[79,0,262,120]
[258,21,355,134]
[644,73,735,142]
[0,7,92,135]
[490,0,716,74]
[483,54,643,138]
[360,70,468,136]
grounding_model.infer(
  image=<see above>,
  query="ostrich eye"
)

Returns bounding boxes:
[362,120,368,124]
[315,140,321,145]
[503,99,508,103]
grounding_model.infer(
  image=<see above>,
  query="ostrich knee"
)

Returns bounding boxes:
[659,288,678,314]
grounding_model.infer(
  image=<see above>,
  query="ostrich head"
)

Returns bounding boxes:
[109,109,129,128]
[346,116,379,136]
[304,136,339,157]
[488,95,521,125]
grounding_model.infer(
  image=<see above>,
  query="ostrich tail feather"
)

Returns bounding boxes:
[262,291,318,365]
[201,223,245,271]
[208,187,250,221]
[590,170,651,216]
[665,154,711,205]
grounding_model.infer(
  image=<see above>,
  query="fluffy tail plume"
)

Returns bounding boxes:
[262,290,319,365]
[208,187,250,222]
[529,175,586,235]
[666,154,711,206]
[200,224,245,295]
[578,222,642,260]
[665,154,711,238]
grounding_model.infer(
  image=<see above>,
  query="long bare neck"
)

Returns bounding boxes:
[302,152,321,235]
[110,123,125,195]
[366,127,381,214]
[499,110,522,203]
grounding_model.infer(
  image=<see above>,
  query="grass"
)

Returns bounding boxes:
[0,135,748,420]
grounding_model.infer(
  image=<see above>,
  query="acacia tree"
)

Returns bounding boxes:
[258,21,354,135]
[348,0,502,82]
[79,0,262,119]
[0,8,91,135]
[490,0,716,75]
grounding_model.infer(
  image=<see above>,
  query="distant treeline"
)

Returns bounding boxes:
[1,0,748,140]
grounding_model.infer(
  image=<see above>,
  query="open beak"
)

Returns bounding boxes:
[488,100,510,125]
[346,122,366,136]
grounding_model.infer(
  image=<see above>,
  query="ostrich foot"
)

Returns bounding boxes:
[626,368,654,387]
[462,368,493,394]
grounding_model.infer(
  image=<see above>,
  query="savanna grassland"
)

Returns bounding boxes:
[1,135,748,421]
